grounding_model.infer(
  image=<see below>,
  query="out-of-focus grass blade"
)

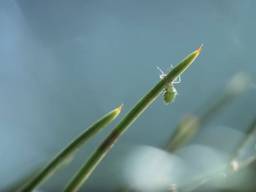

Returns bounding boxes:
[166,115,200,152]
[179,118,256,192]
[64,46,202,192]
[19,105,123,192]
[166,72,251,152]
[230,118,256,171]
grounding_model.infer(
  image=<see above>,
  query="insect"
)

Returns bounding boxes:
[157,65,181,104]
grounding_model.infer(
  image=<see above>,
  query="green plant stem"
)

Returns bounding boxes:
[64,46,202,192]
[4,167,40,192]
[19,105,122,192]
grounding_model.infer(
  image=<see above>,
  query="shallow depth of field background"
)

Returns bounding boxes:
[0,0,256,191]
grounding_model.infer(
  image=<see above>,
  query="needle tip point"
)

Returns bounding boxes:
[196,44,204,53]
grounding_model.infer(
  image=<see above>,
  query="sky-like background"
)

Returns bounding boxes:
[0,0,256,191]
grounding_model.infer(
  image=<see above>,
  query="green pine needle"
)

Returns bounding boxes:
[64,46,202,192]
[19,105,123,192]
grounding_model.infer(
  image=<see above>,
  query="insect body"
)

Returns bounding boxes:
[163,84,177,104]
[157,66,181,104]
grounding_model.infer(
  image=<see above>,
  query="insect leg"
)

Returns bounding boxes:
[156,66,166,79]
[173,75,181,84]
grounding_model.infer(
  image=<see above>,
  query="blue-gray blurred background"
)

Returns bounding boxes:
[0,0,256,191]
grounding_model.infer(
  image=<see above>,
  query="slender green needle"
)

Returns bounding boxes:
[4,167,40,191]
[64,46,202,192]
[19,105,123,192]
